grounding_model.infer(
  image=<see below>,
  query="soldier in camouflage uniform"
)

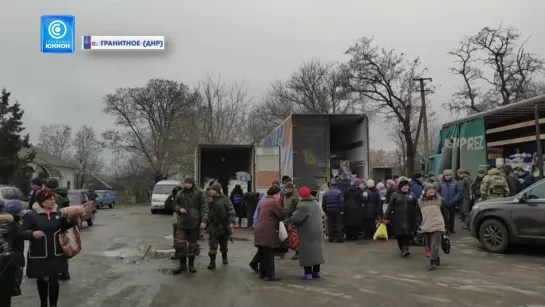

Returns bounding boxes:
[480,168,509,200]
[46,178,72,280]
[164,186,182,260]
[203,184,236,269]
[172,178,208,274]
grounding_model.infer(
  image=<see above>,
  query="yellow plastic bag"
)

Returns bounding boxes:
[373,223,388,241]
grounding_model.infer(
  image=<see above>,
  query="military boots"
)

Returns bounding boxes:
[172,257,188,274]
[207,254,217,270]
[222,253,228,265]
[188,256,197,273]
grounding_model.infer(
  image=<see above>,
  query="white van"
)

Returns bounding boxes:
[150,180,183,214]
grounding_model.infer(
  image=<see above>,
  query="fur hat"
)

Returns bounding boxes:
[366,179,375,188]
[423,183,435,192]
[443,169,453,176]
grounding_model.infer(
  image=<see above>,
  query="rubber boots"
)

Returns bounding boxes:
[222,253,228,265]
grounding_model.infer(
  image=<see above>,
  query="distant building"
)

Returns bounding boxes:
[20,145,77,189]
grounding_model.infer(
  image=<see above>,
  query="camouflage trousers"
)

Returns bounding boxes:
[174,229,201,258]
[208,234,229,256]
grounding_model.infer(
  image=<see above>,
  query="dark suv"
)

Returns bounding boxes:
[469,178,545,253]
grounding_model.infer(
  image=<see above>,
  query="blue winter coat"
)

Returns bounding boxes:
[436,179,460,207]
[409,182,423,199]
[322,186,345,213]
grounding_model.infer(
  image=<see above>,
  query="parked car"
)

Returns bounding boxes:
[150,180,183,214]
[469,178,545,253]
[67,189,97,228]
[94,190,116,209]
[0,185,29,208]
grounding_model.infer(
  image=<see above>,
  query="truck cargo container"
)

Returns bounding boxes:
[261,114,369,191]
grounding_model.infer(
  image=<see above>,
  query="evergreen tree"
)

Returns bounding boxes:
[0,88,34,185]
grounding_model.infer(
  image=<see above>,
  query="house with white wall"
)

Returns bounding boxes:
[20,145,77,189]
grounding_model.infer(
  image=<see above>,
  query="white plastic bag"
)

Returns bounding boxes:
[278,221,288,241]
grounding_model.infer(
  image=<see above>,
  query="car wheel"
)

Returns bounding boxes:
[109,201,114,209]
[151,209,158,214]
[87,213,95,226]
[478,219,509,253]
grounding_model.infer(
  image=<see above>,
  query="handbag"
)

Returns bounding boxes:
[59,226,82,259]
[278,221,288,241]
[441,233,451,254]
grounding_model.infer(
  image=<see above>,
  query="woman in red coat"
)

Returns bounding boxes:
[254,186,286,281]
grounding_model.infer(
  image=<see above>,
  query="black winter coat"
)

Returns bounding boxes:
[344,185,364,227]
[385,187,395,203]
[22,203,75,278]
[0,214,24,295]
[362,187,381,219]
[384,190,422,236]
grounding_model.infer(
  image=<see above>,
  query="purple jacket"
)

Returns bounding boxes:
[322,186,345,213]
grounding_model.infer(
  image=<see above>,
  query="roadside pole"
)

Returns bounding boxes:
[414,77,432,174]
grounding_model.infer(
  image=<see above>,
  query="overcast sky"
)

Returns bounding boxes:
[1,0,544,153]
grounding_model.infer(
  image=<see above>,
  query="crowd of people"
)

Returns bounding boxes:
[0,177,85,307]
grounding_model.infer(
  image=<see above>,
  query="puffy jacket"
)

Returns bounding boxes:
[321,186,345,213]
[409,182,423,199]
[436,179,460,207]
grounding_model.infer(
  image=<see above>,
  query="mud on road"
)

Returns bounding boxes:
[13,205,545,307]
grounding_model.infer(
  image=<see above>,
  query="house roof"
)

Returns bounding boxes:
[20,145,76,169]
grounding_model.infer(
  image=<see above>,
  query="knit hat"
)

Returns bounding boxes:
[398,180,410,189]
[423,183,435,192]
[285,182,295,189]
[31,177,43,186]
[398,176,408,183]
[184,177,195,184]
[353,178,361,186]
[376,182,385,190]
[366,179,375,188]
[46,178,59,189]
[443,169,453,176]
[298,186,311,198]
[4,200,22,214]
[210,184,222,194]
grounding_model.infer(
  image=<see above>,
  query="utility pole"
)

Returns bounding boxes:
[413,77,432,174]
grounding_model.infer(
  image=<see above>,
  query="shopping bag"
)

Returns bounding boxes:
[441,233,451,254]
[59,227,82,259]
[278,221,288,241]
[287,225,299,250]
[373,223,388,241]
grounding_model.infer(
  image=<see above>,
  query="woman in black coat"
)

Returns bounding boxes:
[22,188,76,307]
[343,181,364,240]
[229,185,245,227]
[383,180,422,257]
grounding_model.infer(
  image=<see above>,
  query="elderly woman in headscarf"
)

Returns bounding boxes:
[290,187,325,280]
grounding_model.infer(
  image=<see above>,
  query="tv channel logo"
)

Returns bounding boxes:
[41,15,75,54]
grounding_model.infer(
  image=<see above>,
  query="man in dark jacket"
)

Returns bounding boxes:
[501,165,518,197]
[322,180,345,243]
[172,178,208,274]
[243,191,260,229]
[457,169,472,229]
[409,173,424,199]
[470,170,486,205]
[343,179,363,240]
[362,179,381,238]
[28,177,44,210]
[436,169,460,233]
[514,167,535,193]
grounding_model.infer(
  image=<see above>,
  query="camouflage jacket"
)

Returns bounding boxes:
[283,192,299,222]
[173,187,208,230]
[204,195,235,236]
[53,188,69,208]
[480,171,509,199]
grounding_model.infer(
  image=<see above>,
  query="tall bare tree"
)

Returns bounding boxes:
[37,124,73,160]
[344,36,428,174]
[72,125,103,188]
[192,74,252,144]
[250,58,364,143]
[447,26,545,113]
[102,79,200,182]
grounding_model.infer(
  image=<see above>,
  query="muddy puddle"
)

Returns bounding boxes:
[92,245,158,264]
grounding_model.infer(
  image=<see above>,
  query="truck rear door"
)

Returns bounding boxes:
[254,146,281,194]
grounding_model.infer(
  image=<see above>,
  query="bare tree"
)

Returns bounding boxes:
[447,26,545,113]
[37,124,73,160]
[102,79,200,182]
[72,125,103,188]
[344,36,428,174]
[193,74,252,144]
[249,59,365,142]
